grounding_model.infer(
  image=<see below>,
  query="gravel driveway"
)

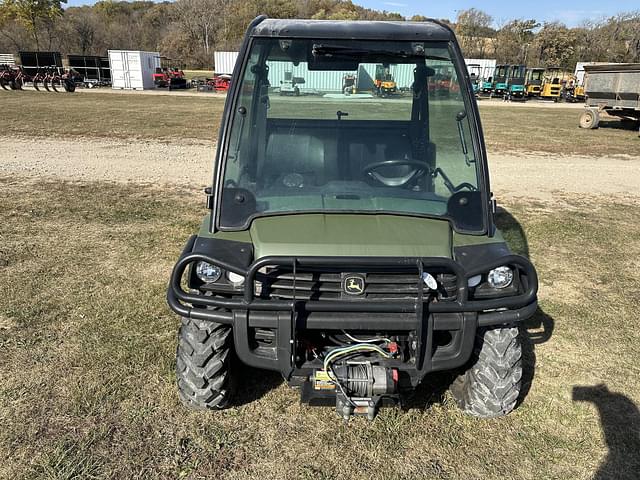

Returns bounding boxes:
[1,136,638,201]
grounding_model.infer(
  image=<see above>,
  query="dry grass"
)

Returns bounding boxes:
[0,90,224,141]
[1,90,638,155]
[1,177,639,479]
[182,69,214,80]
[478,103,640,156]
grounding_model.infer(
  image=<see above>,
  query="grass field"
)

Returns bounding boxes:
[1,90,638,155]
[183,69,214,80]
[1,89,640,479]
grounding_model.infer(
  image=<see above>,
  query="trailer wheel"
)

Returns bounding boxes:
[579,108,599,129]
[176,317,235,410]
[450,326,522,418]
[63,79,76,93]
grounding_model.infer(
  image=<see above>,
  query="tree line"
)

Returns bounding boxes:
[0,0,639,70]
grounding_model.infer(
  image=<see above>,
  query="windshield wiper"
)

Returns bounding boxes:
[312,44,449,61]
[455,110,474,166]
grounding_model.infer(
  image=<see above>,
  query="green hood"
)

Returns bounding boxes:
[249,214,452,258]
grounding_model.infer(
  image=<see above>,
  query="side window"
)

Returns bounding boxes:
[428,61,478,197]
[224,49,260,183]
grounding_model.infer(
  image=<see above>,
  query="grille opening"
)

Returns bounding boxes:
[257,266,458,302]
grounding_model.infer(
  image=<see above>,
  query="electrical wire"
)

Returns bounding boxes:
[321,343,394,409]
[341,330,391,344]
[323,344,392,373]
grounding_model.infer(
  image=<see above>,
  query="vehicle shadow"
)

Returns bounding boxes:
[404,206,554,411]
[496,207,555,407]
[231,363,283,407]
[597,118,640,132]
[573,384,640,479]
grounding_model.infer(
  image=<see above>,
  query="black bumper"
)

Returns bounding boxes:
[167,235,538,381]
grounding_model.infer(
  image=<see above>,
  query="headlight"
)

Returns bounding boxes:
[487,266,513,289]
[227,271,245,286]
[195,261,222,283]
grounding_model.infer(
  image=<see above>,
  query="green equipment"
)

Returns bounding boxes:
[167,16,539,421]
[506,65,526,100]
[479,66,493,95]
[467,63,482,95]
[491,64,509,97]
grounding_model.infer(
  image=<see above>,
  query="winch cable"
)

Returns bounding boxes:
[322,344,393,404]
[323,344,393,374]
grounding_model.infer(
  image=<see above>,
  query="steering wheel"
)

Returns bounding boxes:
[362,159,432,187]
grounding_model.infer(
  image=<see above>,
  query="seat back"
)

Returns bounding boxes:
[259,130,337,187]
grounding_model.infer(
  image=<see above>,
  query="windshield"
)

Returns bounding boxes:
[219,38,483,232]
[530,70,544,81]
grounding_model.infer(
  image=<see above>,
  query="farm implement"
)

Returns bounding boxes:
[0,64,76,92]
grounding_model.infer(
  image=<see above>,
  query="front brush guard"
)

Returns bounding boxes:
[167,235,538,380]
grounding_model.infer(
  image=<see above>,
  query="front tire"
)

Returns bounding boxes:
[176,317,235,410]
[451,326,522,418]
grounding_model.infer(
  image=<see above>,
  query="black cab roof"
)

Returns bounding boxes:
[250,18,455,42]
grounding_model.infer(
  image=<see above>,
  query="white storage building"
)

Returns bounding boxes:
[214,51,239,75]
[464,59,496,80]
[108,50,160,90]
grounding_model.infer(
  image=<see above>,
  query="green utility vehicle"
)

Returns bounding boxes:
[491,64,509,98]
[506,65,527,101]
[167,17,538,420]
[467,63,482,95]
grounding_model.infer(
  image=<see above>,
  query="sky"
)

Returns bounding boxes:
[358,0,637,26]
[62,0,638,26]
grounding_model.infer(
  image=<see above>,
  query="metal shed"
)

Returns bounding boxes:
[18,51,62,76]
[68,55,111,85]
[219,50,496,93]
[464,59,496,81]
[108,50,160,90]
[214,51,239,75]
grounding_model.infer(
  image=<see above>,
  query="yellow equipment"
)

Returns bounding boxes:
[563,75,586,103]
[374,64,397,97]
[540,67,563,101]
[525,68,544,97]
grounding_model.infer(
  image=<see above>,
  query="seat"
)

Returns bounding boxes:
[259,131,335,187]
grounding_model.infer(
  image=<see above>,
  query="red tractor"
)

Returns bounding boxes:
[212,74,231,92]
[152,58,188,90]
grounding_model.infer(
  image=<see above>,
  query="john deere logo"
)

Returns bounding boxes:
[343,274,365,296]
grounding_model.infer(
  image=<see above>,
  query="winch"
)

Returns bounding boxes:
[312,362,399,420]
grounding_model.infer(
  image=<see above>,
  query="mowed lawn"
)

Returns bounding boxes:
[0,179,639,479]
[1,89,638,156]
